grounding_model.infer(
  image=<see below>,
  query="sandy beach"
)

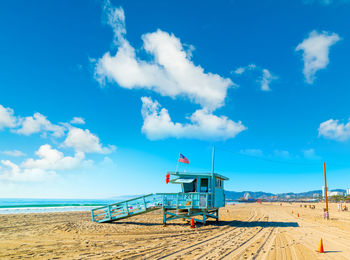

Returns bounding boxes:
[1,202,350,259]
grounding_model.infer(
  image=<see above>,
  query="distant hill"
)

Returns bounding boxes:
[225,191,275,200]
[225,189,347,200]
[109,189,347,202]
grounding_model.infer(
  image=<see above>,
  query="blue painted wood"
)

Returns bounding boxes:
[157,192,213,210]
[91,194,160,223]
[91,172,228,224]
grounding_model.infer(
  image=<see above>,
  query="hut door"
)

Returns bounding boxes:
[214,178,224,208]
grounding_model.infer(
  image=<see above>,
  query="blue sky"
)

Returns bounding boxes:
[1,0,350,198]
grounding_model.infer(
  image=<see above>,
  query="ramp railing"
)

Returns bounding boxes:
[91,193,214,223]
[91,194,162,223]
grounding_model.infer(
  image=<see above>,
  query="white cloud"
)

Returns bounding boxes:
[95,4,233,111]
[62,127,116,154]
[260,69,277,91]
[302,148,320,159]
[2,150,26,157]
[318,118,350,141]
[274,150,291,158]
[233,64,276,91]
[0,144,95,182]
[1,105,68,138]
[240,149,263,157]
[16,113,65,137]
[234,67,246,75]
[70,117,85,125]
[103,0,126,46]
[0,102,116,181]
[21,144,87,171]
[0,105,17,130]
[296,30,340,84]
[232,64,256,75]
[94,2,245,141]
[141,97,246,140]
[0,160,55,182]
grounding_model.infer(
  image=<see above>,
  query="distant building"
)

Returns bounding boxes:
[322,187,344,197]
[328,191,343,196]
[313,193,320,198]
[347,189,350,196]
[322,186,327,198]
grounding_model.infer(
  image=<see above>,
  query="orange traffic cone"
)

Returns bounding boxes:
[190,218,196,229]
[317,238,324,253]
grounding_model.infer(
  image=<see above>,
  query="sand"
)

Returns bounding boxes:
[1,202,350,259]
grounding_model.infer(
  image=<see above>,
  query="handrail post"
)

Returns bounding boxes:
[191,193,194,209]
[125,202,129,215]
[91,209,95,222]
[176,193,179,209]
[206,193,208,209]
[107,205,111,220]
[142,196,147,210]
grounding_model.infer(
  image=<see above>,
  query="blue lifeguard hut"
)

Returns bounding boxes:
[91,148,229,225]
[157,171,228,224]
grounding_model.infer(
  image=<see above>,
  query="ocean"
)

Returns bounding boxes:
[1,198,243,214]
[0,198,117,214]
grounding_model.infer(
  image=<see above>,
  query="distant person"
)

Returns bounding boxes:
[323,209,329,220]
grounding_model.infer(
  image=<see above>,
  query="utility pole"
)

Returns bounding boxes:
[324,162,329,219]
[212,146,215,174]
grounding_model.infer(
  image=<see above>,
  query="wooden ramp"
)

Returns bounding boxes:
[91,194,162,223]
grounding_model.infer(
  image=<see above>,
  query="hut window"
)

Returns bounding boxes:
[200,178,208,192]
[215,178,223,188]
[183,179,197,193]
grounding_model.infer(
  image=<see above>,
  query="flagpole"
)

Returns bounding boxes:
[175,153,179,173]
[212,146,215,174]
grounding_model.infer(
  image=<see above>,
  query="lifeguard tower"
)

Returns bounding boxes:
[158,171,228,224]
[91,148,229,225]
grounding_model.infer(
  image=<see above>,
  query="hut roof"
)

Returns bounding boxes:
[168,171,229,181]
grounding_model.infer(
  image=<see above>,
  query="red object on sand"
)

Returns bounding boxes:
[317,238,324,253]
[190,218,196,229]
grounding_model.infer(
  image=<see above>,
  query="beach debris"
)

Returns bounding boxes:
[317,238,324,253]
[190,218,196,229]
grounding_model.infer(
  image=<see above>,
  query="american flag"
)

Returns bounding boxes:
[178,153,190,164]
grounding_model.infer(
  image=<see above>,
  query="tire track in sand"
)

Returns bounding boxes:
[143,209,260,259]
[217,225,272,260]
